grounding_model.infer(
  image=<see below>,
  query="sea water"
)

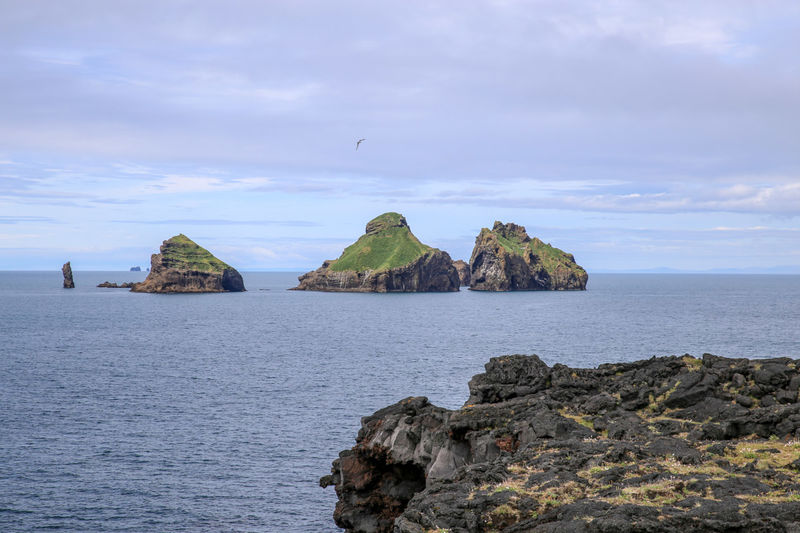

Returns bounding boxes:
[1,272,799,531]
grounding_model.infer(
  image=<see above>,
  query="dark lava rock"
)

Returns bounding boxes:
[61,261,74,288]
[323,353,800,532]
[469,221,587,291]
[97,281,137,288]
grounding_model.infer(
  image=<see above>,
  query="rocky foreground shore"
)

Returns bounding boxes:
[322,353,800,532]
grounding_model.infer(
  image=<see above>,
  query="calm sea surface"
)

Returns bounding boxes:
[1,272,799,531]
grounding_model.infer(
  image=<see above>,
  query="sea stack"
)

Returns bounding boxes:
[469,221,587,290]
[61,262,74,288]
[453,259,470,286]
[131,234,245,293]
[293,212,460,292]
[323,353,800,532]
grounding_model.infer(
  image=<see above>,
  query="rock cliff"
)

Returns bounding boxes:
[469,222,587,291]
[454,260,471,286]
[62,261,74,288]
[322,353,800,532]
[131,234,245,293]
[293,213,459,292]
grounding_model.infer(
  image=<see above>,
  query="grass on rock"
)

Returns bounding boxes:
[330,217,432,272]
[162,234,232,273]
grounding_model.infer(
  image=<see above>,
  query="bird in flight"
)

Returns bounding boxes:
[356,138,365,150]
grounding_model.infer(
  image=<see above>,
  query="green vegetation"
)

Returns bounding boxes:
[161,234,232,273]
[329,213,432,272]
[528,237,585,275]
[486,222,586,276]
[493,230,527,256]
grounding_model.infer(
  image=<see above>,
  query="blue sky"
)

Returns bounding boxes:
[1,1,799,271]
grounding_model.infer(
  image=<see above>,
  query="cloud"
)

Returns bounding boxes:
[0,216,55,224]
[112,218,320,227]
[414,179,800,216]
[0,1,798,270]
[0,0,797,183]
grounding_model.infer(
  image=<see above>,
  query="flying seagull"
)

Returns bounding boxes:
[356,138,365,150]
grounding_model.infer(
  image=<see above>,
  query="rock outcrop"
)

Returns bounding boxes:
[322,353,800,532]
[293,213,459,292]
[62,261,74,288]
[454,259,471,286]
[97,281,137,288]
[131,234,245,293]
[469,222,587,291]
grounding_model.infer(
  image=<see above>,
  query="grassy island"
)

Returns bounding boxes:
[329,213,433,272]
[160,234,234,273]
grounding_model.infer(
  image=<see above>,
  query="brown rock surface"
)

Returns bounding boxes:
[62,261,74,288]
[453,259,470,286]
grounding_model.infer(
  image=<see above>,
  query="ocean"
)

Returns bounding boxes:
[1,271,799,531]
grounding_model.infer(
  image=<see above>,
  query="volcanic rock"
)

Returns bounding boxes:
[323,353,800,532]
[293,213,459,292]
[454,260,471,286]
[97,281,137,288]
[62,261,74,288]
[469,221,587,291]
[131,234,245,293]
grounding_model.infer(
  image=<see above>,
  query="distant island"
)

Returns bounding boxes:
[469,221,587,290]
[323,353,800,532]
[293,212,460,292]
[132,234,246,293]
[130,266,141,272]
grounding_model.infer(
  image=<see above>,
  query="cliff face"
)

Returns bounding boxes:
[469,221,587,291]
[293,213,459,292]
[322,353,800,533]
[131,234,245,293]
[453,259,471,286]
[61,261,74,288]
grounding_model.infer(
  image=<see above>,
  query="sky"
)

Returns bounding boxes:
[1,0,799,271]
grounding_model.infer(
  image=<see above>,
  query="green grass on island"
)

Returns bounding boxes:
[529,238,586,274]
[488,224,586,274]
[330,213,433,272]
[492,230,527,257]
[162,234,233,273]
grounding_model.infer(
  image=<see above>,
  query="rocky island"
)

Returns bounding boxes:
[97,281,137,288]
[323,353,800,532]
[131,234,245,293]
[469,222,587,291]
[293,212,459,292]
[61,261,74,288]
